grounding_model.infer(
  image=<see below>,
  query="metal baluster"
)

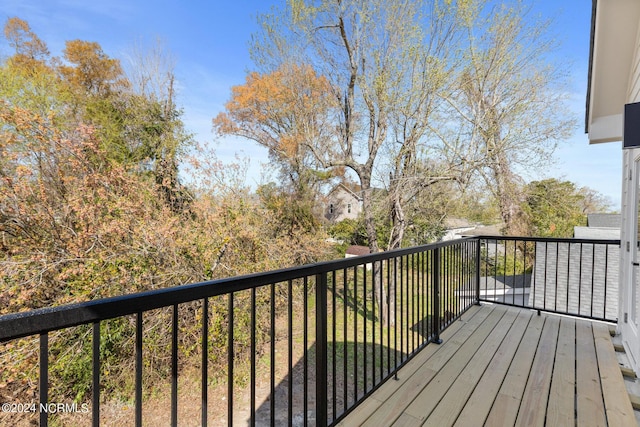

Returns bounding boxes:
[135,313,143,427]
[202,299,208,427]
[270,284,276,426]
[316,272,328,427]
[172,305,178,427]
[39,333,49,427]
[228,294,234,427]
[92,322,100,427]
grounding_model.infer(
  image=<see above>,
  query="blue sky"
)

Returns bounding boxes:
[0,0,623,209]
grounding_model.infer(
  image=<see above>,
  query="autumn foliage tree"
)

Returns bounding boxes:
[0,17,333,408]
[214,63,339,199]
[214,63,342,237]
[2,17,49,75]
[240,0,479,324]
[0,15,332,308]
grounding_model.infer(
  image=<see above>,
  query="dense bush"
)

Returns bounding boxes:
[0,18,333,407]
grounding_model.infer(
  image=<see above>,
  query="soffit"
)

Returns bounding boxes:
[587,0,640,143]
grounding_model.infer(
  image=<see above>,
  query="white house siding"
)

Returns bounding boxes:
[588,0,640,375]
[623,34,640,330]
[532,242,619,321]
[621,20,640,327]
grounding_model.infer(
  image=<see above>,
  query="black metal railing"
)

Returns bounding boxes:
[476,236,620,323]
[0,236,619,426]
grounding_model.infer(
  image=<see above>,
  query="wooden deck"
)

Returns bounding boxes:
[338,303,637,427]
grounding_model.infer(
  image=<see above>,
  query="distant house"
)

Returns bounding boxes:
[325,183,363,222]
[345,245,371,257]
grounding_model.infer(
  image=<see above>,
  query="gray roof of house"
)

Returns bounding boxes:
[586,213,621,228]
[345,245,371,256]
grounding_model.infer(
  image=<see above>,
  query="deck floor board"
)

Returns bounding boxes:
[339,304,636,427]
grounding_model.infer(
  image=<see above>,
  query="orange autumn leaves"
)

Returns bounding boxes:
[213,63,335,162]
[1,18,336,318]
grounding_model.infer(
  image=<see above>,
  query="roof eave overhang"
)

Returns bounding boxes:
[586,0,640,144]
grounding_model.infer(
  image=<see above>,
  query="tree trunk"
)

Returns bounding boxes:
[388,193,406,250]
[361,177,393,326]
[492,152,523,235]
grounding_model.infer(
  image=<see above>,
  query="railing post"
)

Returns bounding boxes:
[39,333,49,427]
[475,238,481,305]
[315,272,328,427]
[171,304,179,427]
[201,299,208,427]
[135,312,143,427]
[92,322,100,427]
[432,248,443,345]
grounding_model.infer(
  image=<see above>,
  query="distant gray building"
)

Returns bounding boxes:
[325,183,363,222]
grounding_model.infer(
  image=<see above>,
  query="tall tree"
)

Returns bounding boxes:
[247,0,474,322]
[3,17,49,75]
[382,3,469,249]
[213,63,337,198]
[124,39,191,211]
[521,179,604,238]
[250,0,469,251]
[447,1,575,234]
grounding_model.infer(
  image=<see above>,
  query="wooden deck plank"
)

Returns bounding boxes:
[362,306,502,426]
[483,312,546,427]
[576,320,607,427]
[592,323,637,426]
[423,308,525,427]
[452,309,533,427]
[352,305,497,427]
[372,305,486,403]
[401,306,509,422]
[338,305,634,427]
[545,317,576,427]
[335,305,487,427]
[390,413,422,427]
[514,315,560,427]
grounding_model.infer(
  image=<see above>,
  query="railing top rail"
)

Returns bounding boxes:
[2,235,620,342]
[0,237,477,342]
[476,235,620,245]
